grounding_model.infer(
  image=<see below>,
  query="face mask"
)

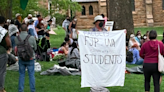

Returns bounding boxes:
[144,36,147,39]
[137,35,141,38]
[74,19,77,21]
[41,20,44,24]
[99,22,104,28]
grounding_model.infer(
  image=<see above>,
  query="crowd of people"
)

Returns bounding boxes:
[0,12,164,92]
[126,30,164,92]
[0,13,53,92]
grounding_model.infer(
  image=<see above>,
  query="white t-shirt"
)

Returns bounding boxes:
[0,26,7,43]
[62,19,70,31]
[24,17,29,24]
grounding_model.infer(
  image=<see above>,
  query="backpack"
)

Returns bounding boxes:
[126,50,133,62]
[17,35,33,61]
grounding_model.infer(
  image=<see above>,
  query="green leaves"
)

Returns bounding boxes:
[51,0,82,14]
[0,0,81,19]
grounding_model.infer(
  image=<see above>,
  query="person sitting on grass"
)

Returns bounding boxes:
[127,43,143,65]
[58,42,68,56]
[68,42,80,59]
[64,35,73,48]
[129,34,140,50]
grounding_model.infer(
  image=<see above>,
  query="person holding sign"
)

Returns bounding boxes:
[90,15,107,32]
[89,15,109,92]
[0,16,11,92]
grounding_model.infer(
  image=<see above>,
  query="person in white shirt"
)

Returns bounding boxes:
[23,14,32,24]
[62,16,70,36]
[28,19,38,40]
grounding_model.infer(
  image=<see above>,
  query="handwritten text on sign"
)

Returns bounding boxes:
[78,30,126,88]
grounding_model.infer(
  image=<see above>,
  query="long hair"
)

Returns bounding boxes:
[70,42,77,55]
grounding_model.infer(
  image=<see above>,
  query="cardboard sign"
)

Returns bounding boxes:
[105,21,114,31]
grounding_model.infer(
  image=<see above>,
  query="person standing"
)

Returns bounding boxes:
[62,16,70,36]
[36,18,45,39]
[15,24,37,92]
[34,15,42,28]
[15,13,22,31]
[140,30,164,92]
[23,14,33,24]
[69,16,77,40]
[0,16,11,92]
[101,14,107,27]
[28,19,38,39]
[8,19,19,52]
[89,15,109,92]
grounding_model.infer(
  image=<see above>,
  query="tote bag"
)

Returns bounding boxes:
[72,28,77,39]
[158,44,164,73]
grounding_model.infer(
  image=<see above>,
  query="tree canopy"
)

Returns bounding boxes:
[0,0,81,19]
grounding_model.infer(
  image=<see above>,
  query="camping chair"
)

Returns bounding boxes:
[36,37,50,61]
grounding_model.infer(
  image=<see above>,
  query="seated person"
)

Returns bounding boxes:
[65,35,73,47]
[68,42,80,59]
[129,34,140,50]
[58,42,68,56]
[127,44,143,65]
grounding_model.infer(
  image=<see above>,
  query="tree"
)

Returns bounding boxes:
[106,0,134,39]
[0,0,48,19]
[50,0,81,16]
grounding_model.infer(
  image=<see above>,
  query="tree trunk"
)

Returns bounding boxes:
[106,0,134,39]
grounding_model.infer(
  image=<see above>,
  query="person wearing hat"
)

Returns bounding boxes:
[15,13,22,31]
[23,14,33,24]
[8,19,19,51]
[89,15,109,92]
[27,19,38,39]
[90,15,107,32]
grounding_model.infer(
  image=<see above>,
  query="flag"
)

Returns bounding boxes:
[20,0,28,10]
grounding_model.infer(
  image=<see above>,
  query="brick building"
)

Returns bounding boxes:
[72,0,164,29]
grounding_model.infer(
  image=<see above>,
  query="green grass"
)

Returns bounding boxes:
[5,26,164,92]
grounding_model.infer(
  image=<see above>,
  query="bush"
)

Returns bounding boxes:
[53,13,66,26]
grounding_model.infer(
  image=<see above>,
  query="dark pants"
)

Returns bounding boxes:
[0,53,8,90]
[143,63,161,92]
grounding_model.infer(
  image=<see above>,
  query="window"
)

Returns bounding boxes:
[89,5,93,15]
[131,0,135,11]
[163,0,164,10]
[82,6,86,15]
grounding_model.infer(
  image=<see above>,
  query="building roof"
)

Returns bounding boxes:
[72,0,98,2]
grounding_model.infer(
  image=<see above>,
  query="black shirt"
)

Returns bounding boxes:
[15,20,21,31]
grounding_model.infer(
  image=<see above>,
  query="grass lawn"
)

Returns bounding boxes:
[5,26,164,92]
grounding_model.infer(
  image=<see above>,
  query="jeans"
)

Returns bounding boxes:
[18,59,35,92]
[0,53,7,90]
[135,58,144,65]
[38,35,44,39]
